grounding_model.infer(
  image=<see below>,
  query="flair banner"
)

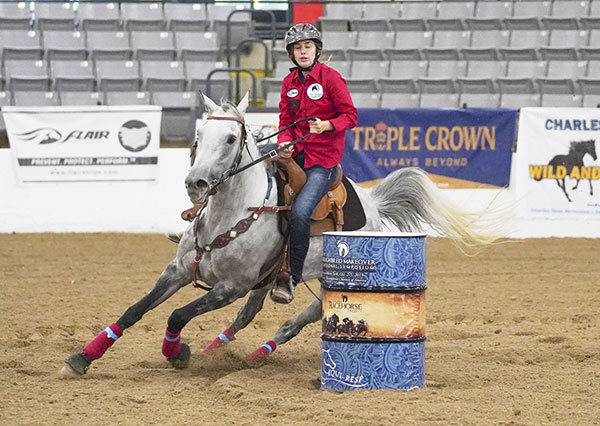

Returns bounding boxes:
[4,106,162,183]
[343,108,517,188]
[515,108,600,220]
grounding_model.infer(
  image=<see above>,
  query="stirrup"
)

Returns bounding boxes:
[270,276,297,304]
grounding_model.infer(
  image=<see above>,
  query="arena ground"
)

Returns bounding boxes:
[1,234,599,425]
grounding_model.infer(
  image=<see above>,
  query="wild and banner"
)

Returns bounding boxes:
[515,108,600,220]
[342,108,517,188]
[4,106,161,183]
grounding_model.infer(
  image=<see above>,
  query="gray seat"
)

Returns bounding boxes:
[465,60,507,78]
[12,90,58,106]
[350,60,389,79]
[4,59,50,91]
[500,93,541,108]
[393,30,433,51]
[427,60,467,79]
[540,94,582,107]
[185,60,230,100]
[322,31,358,50]
[347,48,385,62]
[130,31,177,61]
[95,59,141,91]
[0,1,32,30]
[351,93,380,108]
[432,30,471,49]
[43,30,87,60]
[356,31,395,50]
[327,60,351,77]
[321,48,348,62]
[505,60,547,78]
[363,3,401,21]
[152,91,198,143]
[582,94,600,107]
[497,76,539,105]
[104,91,151,106]
[0,29,43,60]
[462,29,510,60]
[504,0,552,30]
[345,78,378,94]
[0,91,11,130]
[465,1,513,30]
[379,78,420,108]
[273,62,291,79]
[389,59,428,79]
[539,29,588,60]
[139,60,186,92]
[417,77,458,107]
[208,3,252,50]
[350,18,391,32]
[546,60,588,79]
[581,1,600,30]
[50,59,95,92]
[174,31,219,61]
[33,2,76,31]
[536,76,576,95]
[390,2,437,31]
[587,60,600,77]
[77,2,121,31]
[541,0,589,30]
[577,76,600,97]
[59,91,102,106]
[86,30,132,60]
[319,2,364,31]
[164,3,210,32]
[120,2,165,31]
[499,29,550,60]
[427,1,475,31]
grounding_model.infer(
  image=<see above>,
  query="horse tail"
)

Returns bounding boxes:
[370,167,512,252]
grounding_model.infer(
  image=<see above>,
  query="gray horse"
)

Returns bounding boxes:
[62,94,510,376]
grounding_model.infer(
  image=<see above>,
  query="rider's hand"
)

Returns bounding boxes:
[309,118,334,134]
[278,142,294,159]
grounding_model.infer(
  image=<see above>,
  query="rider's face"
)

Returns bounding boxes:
[293,40,316,68]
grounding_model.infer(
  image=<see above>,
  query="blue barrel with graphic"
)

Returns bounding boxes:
[321,231,426,391]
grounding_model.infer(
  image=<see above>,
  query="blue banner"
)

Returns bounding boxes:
[342,108,517,188]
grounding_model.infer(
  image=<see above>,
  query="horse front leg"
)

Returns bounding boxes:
[588,179,594,196]
[161,281,248,368]
[202,285,271,353]
[62,260,191,376]
[246,298,322,367]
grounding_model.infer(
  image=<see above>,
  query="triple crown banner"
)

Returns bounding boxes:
[515,108,600,220]
[4,106,161,183]
[342,108,517,188]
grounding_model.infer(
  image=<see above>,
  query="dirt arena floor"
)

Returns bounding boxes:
[1,234,599,425]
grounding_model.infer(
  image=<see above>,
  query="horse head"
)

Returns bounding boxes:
[185,93,250,206]
[572,139,598,161]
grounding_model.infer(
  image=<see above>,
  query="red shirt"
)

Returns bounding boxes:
[278,62,357,169]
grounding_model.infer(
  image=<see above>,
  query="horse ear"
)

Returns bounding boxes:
[237,92,249,115]
[201,92,219,114]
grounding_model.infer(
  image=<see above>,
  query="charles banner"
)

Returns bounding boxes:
[4,106,161,183]
[343,108,517,188]
[515,108,600,220]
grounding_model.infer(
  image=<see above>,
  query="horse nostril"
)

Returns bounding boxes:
[196,179,204,188]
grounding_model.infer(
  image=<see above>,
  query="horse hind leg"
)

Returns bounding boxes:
[202,285,270,353]
[246,297,321,367]
[556,179,571,202]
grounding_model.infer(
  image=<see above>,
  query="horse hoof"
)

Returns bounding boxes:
[62,353,91,376]
[168,343,191,369]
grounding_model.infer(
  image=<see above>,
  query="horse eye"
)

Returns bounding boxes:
[227,135,236,145]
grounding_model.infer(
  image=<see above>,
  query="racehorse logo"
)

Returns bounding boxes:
[16,128,62,144]
[336,240,349,258]
[532,139,598,202]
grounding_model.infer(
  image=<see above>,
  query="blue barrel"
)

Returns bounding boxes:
[321,231,426,391]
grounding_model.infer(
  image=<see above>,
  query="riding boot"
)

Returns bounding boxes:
[270,275,298,304]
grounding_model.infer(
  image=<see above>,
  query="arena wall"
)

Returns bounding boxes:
[1,148,597,238]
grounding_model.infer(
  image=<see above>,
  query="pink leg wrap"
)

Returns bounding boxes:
[161,329,181,358]
[82,323,123,362]
[245,340,277,367]
[202,328,236,353]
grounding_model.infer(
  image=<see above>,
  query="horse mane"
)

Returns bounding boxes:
[570,139,596,151]
[221,101,243,120]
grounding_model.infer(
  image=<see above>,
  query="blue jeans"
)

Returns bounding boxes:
[289,165,336,283]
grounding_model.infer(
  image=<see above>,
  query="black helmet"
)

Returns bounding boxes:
[284,23,322,54]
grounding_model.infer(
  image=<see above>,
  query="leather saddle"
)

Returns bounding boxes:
[272,157,364,236]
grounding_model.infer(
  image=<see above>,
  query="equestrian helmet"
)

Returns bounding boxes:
[284,23,322,54]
